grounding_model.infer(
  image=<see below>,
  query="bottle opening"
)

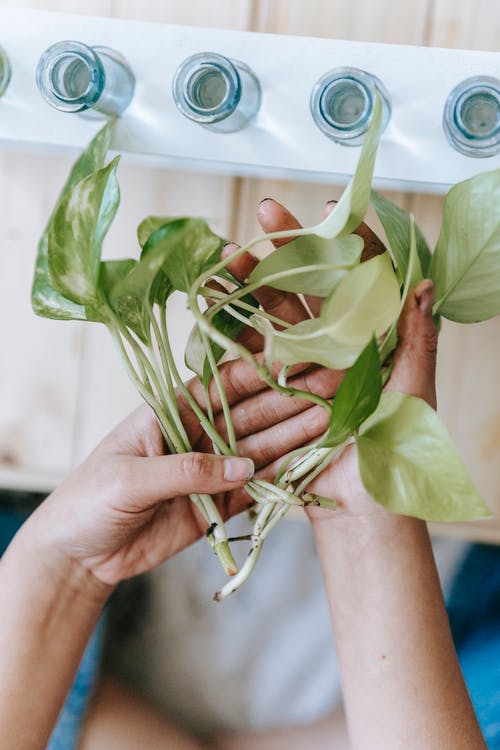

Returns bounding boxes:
[320,78,370,130]
[50,54,93,102]
[443,76,500,157]
[0,46,11,98]
[187,67,228,111]
[311,67,391,146]
[172,52,242,125]
[457,90,500,139]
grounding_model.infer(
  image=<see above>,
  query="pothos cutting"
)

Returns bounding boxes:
[32,95,499,599]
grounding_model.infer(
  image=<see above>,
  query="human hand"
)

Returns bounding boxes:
[23,317,339,590]
[223,198,438,522]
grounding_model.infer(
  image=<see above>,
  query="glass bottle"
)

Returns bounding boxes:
[36,41,135,118]
[443,76,500,158]
[310,67,391,146]
[172,52,261,133]
[0,45,11,98]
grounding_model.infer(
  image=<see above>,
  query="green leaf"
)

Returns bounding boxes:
[247,234,363,297]
[142,218,223,293]
[110,243,174,343]
[48,156,121,306]
[185,294,259,386]
[263,252,401,369]
[356,391,491,522]
[321,337,382,447]
[379,216,424,361]
[137,216,179,249]
[32,122,113,321]
[311,92,383,239]
[371,190,431,282]
[430,168,500,323]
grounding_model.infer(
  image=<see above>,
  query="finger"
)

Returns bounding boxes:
[322,200,387,261]
[223,229,309,327]
[183,352,311,417]
[123,453,255,508]
[236,404,329,469]
[386,279,438,409]
[196,366,341,451]
[257,198,323,316]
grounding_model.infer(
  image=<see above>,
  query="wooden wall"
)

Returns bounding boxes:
[1,0,499,540]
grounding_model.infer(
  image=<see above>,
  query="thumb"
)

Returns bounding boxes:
[124,452,255,507]
[386,279,438,409]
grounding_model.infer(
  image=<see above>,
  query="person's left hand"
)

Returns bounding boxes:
[24,326,338,590]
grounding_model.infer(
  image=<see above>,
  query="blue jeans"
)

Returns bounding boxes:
[447,543,500,749]
[0,509,105,750]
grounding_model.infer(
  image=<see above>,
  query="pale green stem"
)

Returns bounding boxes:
[207,262,341,319]
[147,301,191,448]
[158,306,231,456]
[199,325,238,455]
[199,287,291,329]
[215,503,275,601]
[107,315,237,576]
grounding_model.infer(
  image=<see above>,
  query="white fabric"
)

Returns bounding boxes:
[113,515,467,735]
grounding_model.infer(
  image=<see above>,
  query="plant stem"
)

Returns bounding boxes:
[199,286,291,329]
[199,326,238,455]
[207,262,344,319]
[158,306,231,456]
[214,503,275,601]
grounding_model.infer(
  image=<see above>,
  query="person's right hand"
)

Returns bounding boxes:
[223,198,438,522]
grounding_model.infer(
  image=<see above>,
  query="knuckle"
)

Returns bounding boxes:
[181,452,210,478]
[107,458,135,500]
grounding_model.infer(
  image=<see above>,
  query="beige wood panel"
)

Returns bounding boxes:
[253,0,432,44]
[428,0,500,51]
[8,0,113,14]
[0,150,83,483]
[72,0,253,463]
[112,0,253,28]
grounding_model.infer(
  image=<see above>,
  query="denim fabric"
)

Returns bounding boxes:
[0,508,104,750]
[447,544,500,749]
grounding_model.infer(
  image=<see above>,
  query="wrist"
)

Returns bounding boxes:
[5,512,113,610]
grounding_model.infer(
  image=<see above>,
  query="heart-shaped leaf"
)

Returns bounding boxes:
[32,121,113,321]
[248,234,363,297]
[321,337,381,447]
[357,391,491,522]
[263,252,400,369]
[142,218,224,293]
[430,168,500,323]
[371,190,431,282]
[48,156,120,306]
[378,216,423,361]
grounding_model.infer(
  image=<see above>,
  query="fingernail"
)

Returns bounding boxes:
[326,199,337,205]
[258,197,273,205]
[222,242,237,257]
[417,280,435,314]
[224,457,254,482]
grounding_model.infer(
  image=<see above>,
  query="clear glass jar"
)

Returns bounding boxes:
[0,45,11,98]
[310,67,391,146]
[443,76,500,158]
[172,52,261,133]
[36,40,135,118]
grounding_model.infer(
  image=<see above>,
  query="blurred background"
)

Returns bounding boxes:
[1,0,500,744]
